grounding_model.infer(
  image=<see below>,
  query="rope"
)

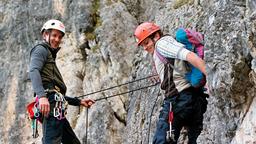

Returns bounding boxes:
[94,83,159,102]
[78,75,159,143]
[80,83,159,143]
[77,75,158,99]
[147,89,161,144]
[85,108,89,144]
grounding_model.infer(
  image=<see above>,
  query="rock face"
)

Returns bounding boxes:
[0,0,256,143]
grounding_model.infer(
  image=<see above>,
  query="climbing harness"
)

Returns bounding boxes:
[27,88,68,138]
[53,91,68,120]
[45,88,68,120]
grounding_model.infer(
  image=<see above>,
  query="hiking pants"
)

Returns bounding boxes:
[42,93,81,144]
[153,87,208,144]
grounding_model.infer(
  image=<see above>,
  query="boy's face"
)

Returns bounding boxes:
[43,29,64,49]
[140,37,155,54]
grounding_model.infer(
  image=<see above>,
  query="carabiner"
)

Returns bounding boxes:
[53,107,60,117]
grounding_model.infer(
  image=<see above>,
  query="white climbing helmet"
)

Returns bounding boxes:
[41,19,65,35]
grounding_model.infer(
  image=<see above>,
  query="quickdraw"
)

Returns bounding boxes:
[44,88,68,120]
[31,118,39,138]
[26,88,68,138]
[52,91,68,120]
[26,97,40,138]
[166,102,175,142]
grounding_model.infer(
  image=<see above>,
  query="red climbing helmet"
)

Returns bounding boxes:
[134,22,160,46]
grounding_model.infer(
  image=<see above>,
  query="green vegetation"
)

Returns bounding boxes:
[85,32,96,41]
[106,0,113,6]
[91,44,100,53]
[91,0,102,28]
[173,0,194,9]
[85,0,102,41]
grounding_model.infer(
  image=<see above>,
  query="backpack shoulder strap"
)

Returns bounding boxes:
[30,43,50,56]
[155,49,186,75]
[155,49,169,64]
[30,43,56,65]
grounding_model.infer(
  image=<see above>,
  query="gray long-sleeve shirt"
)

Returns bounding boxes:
[29,44,81,106]
[29,44,48,98]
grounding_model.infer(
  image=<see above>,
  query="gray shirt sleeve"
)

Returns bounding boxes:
[29,45,48,98]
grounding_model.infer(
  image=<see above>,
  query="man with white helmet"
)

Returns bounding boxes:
[29,19,95,144]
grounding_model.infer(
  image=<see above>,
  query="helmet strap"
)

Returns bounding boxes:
[48,30,52,47]
[43,29,52,47]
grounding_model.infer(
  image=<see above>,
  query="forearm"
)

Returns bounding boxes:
[64,96,81,106]
[186,52,206,75]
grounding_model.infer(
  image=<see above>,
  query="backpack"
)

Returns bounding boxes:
[175,28,206,88]
[175,28,204,59]
[154,28,206,88]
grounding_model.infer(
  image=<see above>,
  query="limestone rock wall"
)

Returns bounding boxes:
[0,0,255,143]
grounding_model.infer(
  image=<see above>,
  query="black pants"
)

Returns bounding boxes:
[42,117,81,144]
[153,87,208,144]
[42,93,81,144]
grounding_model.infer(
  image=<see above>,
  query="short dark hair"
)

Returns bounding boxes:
[149,30,162,39]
